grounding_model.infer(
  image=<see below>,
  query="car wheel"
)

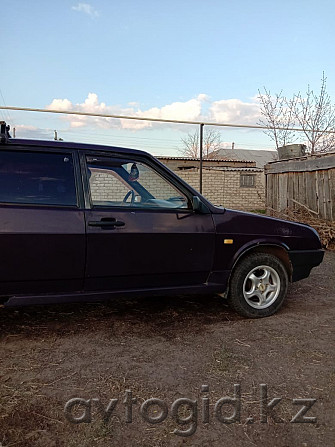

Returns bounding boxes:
[228,253,289,318]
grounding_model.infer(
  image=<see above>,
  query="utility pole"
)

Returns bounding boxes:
[199,123,204,194]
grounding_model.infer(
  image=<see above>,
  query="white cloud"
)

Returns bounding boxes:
[72,3,99,18]
[197,93,210,102]
[47,93,117,129]
[209,99,260,125]
[45,93,206,130]
[119,96,205,130]
[45,93,261,131]
[47,98,73,111]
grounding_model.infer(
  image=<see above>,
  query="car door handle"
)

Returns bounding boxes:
[88,218,125,228]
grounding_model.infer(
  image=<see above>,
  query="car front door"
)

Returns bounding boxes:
[82,153,216,291]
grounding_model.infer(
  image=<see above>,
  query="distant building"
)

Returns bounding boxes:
[157,156,255,170]
[214,149,277,169]
[157,156,265,211]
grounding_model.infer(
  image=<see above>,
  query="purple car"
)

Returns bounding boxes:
[0,122,324,317]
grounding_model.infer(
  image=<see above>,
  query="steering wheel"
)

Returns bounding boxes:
[123,190,135,204]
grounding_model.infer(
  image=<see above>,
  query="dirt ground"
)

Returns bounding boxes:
[0,252,334,447]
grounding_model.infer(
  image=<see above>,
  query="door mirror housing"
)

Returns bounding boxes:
[192,196,210,214]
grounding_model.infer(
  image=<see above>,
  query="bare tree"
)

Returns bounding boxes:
[290,73,335,154]
[180,128,222,158]
[258,74,335,154]
[258,88,296,149]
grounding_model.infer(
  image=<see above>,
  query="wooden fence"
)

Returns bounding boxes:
[265,152,335,221]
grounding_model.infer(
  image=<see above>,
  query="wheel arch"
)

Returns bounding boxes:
[229,244,292,284]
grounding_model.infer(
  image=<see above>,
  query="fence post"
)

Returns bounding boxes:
[199,123,204,193]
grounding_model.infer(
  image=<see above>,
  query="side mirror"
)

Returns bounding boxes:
[192,196,210,214]
[129,163,139,181]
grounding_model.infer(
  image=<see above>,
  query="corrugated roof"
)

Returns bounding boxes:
[157,156,253,163]
[203,166,263,172]
[215,149,277,168]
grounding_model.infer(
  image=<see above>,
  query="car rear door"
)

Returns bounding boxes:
[81,152,216,291]
[0,147,86,295]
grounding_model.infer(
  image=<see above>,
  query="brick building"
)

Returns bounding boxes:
[157,157,265,211]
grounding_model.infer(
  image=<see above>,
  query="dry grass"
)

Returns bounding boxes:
[1,253,334,446]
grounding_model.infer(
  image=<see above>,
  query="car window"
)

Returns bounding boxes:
[86,157,189,209]
[0,150,77,206]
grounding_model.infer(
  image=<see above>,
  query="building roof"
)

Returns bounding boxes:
[203,166,263,172]
[215,149,277,168]
[157,156,253,163]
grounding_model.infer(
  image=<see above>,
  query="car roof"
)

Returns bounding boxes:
[3,137,152,159]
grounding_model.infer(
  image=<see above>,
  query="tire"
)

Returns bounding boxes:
[228,253,289,318]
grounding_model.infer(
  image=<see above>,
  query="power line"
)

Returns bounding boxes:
[3,105,334,134]
[59,128,181,144]
[12,124,276,152]
[0,90,14,124]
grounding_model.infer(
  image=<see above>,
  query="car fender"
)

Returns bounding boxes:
[229,239,290,273]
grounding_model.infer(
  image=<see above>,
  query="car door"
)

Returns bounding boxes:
[82,153,216,291]
[0,147,86,295]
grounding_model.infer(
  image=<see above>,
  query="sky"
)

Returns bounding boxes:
[1,0,335,156]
